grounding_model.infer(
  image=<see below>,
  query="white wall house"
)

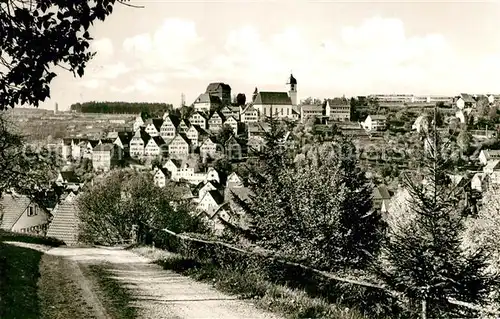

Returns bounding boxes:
[363,115,387,131]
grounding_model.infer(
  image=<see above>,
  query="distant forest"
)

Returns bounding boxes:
[70,102,174,116]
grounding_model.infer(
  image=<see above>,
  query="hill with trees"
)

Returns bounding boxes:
[70,101,174,117]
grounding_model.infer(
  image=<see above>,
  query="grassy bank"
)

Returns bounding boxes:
[132,246,366,319]
[81,264,137,319]
[0,242,43,319]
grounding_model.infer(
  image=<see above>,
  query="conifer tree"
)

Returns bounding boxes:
[379,108,495,317]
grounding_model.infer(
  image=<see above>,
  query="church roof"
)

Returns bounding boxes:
[254,92,292,105]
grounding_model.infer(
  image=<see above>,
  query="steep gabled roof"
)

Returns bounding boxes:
[46,194,80,245]
[195,93,222,105]
[326,97,349,105]
[190,111,208,120]
[242,105,257,114]
[0,194,33,230]
[209,110,226,122]
[254,92,292,105]
[151,118,164,131]
[164,114,181,127]
[373,184,391,200]
[369,114,387,120]
[192,125,208,135]
[206,82,231,92]
[460,93,476,103]
[150,136,166,147]
[208,189,225,205]
[132,129,151,144]
[59,171,80,184]
[93,143,114,152]
[87,139,100,148]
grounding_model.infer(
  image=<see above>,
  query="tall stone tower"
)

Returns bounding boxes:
[287,73,297,106]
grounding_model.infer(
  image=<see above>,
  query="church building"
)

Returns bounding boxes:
[252,73,298,119]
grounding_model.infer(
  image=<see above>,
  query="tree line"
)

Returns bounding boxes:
[70,101,174,116]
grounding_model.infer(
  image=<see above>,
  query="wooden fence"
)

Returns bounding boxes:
[146,225,500,318]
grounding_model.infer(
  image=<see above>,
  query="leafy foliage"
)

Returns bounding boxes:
[77,169,207,245]
[70,101,173,115]
[231,118,383,271]
[0,113,60,198]
[0,0,133,109]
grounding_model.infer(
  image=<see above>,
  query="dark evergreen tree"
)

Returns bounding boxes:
[379,110,496,317]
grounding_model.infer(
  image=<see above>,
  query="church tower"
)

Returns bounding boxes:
[287,73,297,106]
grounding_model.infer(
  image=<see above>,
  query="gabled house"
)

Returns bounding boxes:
[220,105,235,120]
[300,104,323,122]
[71,138,87,160]
[325,98,351,122]
[241,105,259,123]
[456,93,476,109]
[205,82,232,105]
[412,115,430,133]
[153,168,171,188]
[200,137,221,159]
[372,184,392,213]
[226,172,244,189]
[56,171,81,187]
[186,125,207,149]
[197,181,224,201]
[144,118,163,137]
[92,143,119,171]
[113,131,134,158]
[160,114,181,142]
[46,192,80,245]
[193,93,222,112]
[247,135,265,154]
[197,189,226,217]
[225,135,243,160]
[363,115,387,131]
[167,134,190,157]
[208,111,225,131]
[133,114,145,132]
[483,159,500,174]
[163,158,181,175]
[224,116,239,133]
[189,112,208,129]
[129,129,151,158]
[61,138,72,160]
[479,149,500,165]
[82,139,100,160]
[178,119,191,134]
[0,193,51,235]
[205,167,220,183]
[471,172,487,192]
[145,136,167,158]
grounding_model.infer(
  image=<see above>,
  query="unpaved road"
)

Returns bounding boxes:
[5,242,281,319]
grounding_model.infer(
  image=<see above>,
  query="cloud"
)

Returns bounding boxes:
[79,79,103,89]
[91,38,114,59]
[122,18,205,77]
[111,79,156,94]
[208,17,462,95]
[89,63,131,79]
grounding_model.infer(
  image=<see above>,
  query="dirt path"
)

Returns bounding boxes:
[6,242,281,319]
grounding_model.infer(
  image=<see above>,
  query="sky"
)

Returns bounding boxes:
[38,0,500,111]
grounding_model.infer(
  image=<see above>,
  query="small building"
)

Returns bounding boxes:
[189,112,209,129]
[372,184,392,213]
[200,137,221,159]
[92,143,119,171]
[160,114,181,142]
[153,168,170,188]
[208,111,225,131]
[479,149,500,166]
[471,172,486,192]
[193,93,222,112]
[241,105,259,123]
[300,104,323,122]
[325,98,351,122]
[0,193,51,235]
[186,125,207,149]
[363,115,387,131]
[224,116,239,133]
[144,118,163,137]
[225,135,243,160]
[133,114,145,132]
[144,136,167,158]
[167,134,190,157]
[412,115,429,133]
[130,129,151,158]
[456,93,476,109]
[205,82,232,106]
[205,167,220,183]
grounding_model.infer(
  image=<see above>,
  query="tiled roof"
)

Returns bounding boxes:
[93,143,114,152]
[133,129,151,144]
[0,194,32,230]
[60,171,80,183]
[151,118,164,130]
[209,110,226,122]
[165,114,181,127]
[195,93,222,105]
[326,97,349,105]
[88,139,100,148]
[254,92,292,105]
[208,190,225,205]
[151,136,166,146]
[242,105,257,114]
[46,193,80,245]
[373,184,391,200]
[369,114,387,120]
[206,82,231,92]
[460,93,476,103]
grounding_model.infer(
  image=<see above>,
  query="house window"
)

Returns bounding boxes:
[27,206,36,217]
